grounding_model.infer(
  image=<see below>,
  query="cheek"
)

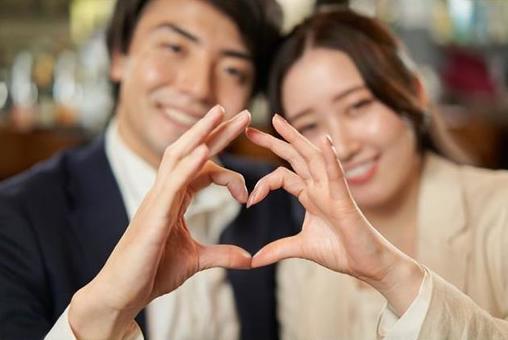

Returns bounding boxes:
[217,82,251,114]
[361,111,410,149]
[128,53,175,90]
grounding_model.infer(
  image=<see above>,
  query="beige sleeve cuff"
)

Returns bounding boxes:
[377,267,433,340]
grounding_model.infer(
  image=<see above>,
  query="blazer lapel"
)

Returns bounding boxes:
[65,136,147,335]
[417,153,470,291]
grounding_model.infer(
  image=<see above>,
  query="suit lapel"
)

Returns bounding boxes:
[65,136,147,336]
[417,153,470,291]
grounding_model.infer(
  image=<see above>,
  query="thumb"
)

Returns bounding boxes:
[251,235,303,268]
[198,244,252,270]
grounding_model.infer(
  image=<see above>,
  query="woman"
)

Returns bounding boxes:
[246,8,508,339]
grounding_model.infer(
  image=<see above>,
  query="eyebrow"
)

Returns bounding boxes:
[154,22,199,42]
[289,84,367,123]
[153,22,252,61]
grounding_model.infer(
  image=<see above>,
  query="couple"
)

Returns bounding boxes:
[1,0,507,339]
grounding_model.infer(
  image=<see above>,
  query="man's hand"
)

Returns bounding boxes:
[69,106,252,339]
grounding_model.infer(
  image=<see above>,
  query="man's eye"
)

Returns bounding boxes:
[162,43,183,54]
[224,67,247,83]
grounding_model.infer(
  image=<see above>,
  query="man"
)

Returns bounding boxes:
[0,0,297,339]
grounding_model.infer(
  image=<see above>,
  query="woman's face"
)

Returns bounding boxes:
[281,48,421,209]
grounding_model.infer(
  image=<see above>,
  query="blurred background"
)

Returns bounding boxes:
[1,0,508,180]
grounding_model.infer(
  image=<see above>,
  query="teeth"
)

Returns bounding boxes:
[345,162,374,179]
[163,108,199,127]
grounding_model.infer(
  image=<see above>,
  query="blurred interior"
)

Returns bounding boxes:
[1,0,508,180]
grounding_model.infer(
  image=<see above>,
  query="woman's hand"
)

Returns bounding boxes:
[69,106,252,339]
[246,114,424,316]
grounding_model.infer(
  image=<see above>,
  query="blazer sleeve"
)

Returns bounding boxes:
[417,271,508,339]
[0,195,54,339]
[418,214,508,340]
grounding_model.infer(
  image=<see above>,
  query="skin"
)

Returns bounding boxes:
[68,4,425,337]
[281,48,422,211]
[246,115,424,318]
[280,47,423,255]
[69,107,253,339]
[69,0,255,337]
[110,0,254,167]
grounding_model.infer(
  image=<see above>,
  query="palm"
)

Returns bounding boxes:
[247,117,393,283]
[86,107,252,317]
[292,186,376,278]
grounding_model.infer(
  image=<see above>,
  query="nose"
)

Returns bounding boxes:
[177,57,216,107]
[328,120,360,162]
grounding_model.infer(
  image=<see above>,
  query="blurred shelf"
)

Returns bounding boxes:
[0,126,88,180]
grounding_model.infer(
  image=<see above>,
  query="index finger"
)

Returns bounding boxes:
[162,105,224,169]
[205,110,251,157]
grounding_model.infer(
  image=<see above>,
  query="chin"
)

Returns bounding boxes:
[350,186,390,210]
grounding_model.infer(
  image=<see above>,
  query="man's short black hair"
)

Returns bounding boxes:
[106,0,282,99]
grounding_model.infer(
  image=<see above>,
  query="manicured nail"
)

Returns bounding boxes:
[246,127,261,136]
[247,187,258,208]
[274,114,287,124]
[212,104,224,113]
[234,110,251,122]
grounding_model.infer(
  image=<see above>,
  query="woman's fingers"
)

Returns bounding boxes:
[198,244,252,270]
[251,235,302,268]
[271,115,327,182]
[245,128,311,179]
[206,110,251,156]
[319,136,352,201]
[247,167,305,208]
[190,161,249,204]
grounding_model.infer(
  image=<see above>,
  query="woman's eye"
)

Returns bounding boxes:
[297,123,318,134]
[347,98,374,116]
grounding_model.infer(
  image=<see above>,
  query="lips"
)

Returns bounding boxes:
[344,159,378,185]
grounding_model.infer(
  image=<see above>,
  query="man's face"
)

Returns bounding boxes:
[111,0,254,166]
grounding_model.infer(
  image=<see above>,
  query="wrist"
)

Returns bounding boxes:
[69,283,138,340]
[368,252,425,316]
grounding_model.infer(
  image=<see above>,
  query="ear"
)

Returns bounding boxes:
[110,50,128,82]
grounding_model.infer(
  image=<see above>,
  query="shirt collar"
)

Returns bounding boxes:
[105,119,240,242]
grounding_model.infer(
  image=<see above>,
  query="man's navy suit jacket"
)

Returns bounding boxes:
[0,136,299,340]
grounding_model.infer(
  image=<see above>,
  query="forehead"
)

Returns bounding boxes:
[135,0,247,51]
[282,48,365,113]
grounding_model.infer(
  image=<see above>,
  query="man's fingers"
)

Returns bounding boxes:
[247,167,304,207]
[206,110,251,156]
[251,235,302,268]
[160,105,224,172]
[190,161,248,203]
[198,244,252,270]
[245,128,311,179]
[153,144,209,212]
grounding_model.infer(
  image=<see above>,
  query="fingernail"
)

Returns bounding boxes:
[234,110,250,122]
[216,104,225,112]
[274,114,287,124]
[205,104,224,117]
[247,187,258,208]
[246,127,260,136]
